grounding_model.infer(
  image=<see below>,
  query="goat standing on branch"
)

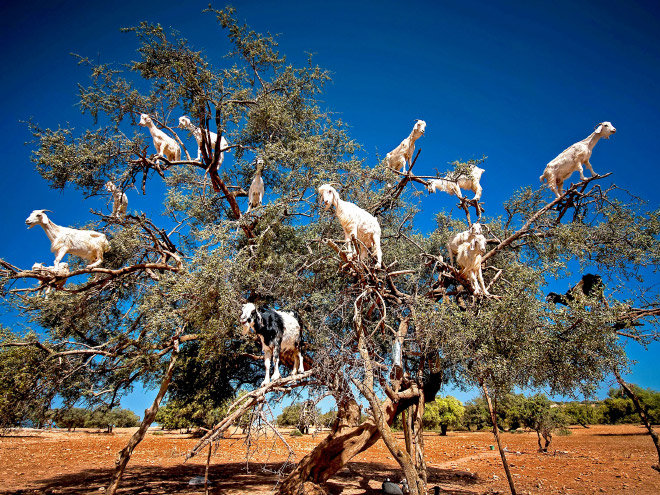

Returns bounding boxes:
[25,210,109,269]
[318,184,383,269]
[540,121,616,198]
[456,232,489,295]
[105,181,128,218]
[139,114,181,163]
[447,223,482,267]
[240,303,305,385]
[178,115,229,163]
[428,164,485,200]
[386,120,426,173]
[247,158,265,212]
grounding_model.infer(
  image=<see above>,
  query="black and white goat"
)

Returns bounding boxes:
[546,274,604,305]
[240,303,305,385]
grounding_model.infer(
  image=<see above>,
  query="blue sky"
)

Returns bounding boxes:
[1,0,660,414]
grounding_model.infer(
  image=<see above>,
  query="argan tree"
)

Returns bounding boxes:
[1,7,660,495]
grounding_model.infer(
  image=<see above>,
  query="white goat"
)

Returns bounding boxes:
[31,262,69,293]
[447,223,482,267]
[318,184,382,269]
[178,115,229,162]
[540,121,616,198]
[457,165,485,201]
[105,181,127,218]
[247,158,265,212]
[386,120,426,173]
[139,114,181,162]
[426,178,462,198]
[456,233,489,295]
[25,210,110,269]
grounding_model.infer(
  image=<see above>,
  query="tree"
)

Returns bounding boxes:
[277,403,303,427]
[84,408,140,433]
[1,6,660,495]
[602,386,660,424]
[562,401,604,427]
[53,408,88,432]
[516,394,567,452]
[424,396,464,435]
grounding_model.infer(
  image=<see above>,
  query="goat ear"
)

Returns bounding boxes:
[594,123,603,133]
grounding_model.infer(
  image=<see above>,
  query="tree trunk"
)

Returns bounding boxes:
[277,397,392,494]
[412,392,427,486]
[482,383,517,495]
[402,407,413,456]
[440,424,448,436]
[613,368,660,472]
[106,343,179,495]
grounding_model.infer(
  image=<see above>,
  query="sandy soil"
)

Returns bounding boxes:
[1,424,659,494]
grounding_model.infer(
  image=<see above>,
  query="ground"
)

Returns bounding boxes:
[0,424,659,494]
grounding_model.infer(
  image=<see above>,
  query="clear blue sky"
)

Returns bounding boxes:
[1,0,659,415]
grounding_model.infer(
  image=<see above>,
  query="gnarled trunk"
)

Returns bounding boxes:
[277,397,395,494]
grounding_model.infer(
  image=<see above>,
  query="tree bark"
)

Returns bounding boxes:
[277,398,393,494]
[613,368,660,472]
[482,383,517,495]
[106,342,179,495]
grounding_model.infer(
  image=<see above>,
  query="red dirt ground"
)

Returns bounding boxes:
[1,424,659,494]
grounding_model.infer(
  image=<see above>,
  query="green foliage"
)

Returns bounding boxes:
[424,396,465,435]
[53,407,139,432]
[601,386,660,424]
[562,401,604,426]
[277,403,303,427]
[463,398,492,431]
[0,327,65,429]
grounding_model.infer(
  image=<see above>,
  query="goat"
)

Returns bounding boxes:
[457,165,485,201]
[105,181,128,218]
[386,120,426,173]
[540,122,616,198]
[178,115,229,162]
[25,210,110,269]
[428,165,485,201]
[247,158,265,212]
[546,273,604,305]
[456,233,489,295]
[31,262,69,293]
[447,223,482,267]
[318,184,383,269]
[139,114,181,162]
[239,303,305,385]
[545,273,641,331]
[426,178,462,198]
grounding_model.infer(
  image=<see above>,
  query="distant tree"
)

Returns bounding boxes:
[318,410,337,429]
[107,408,140,428]
[84,408,140,433]
[424,396,464,435]
[277,403,303,427]
[602,386,660,425]
[462,398,491,431]
[562,401,604,427]
[53,407,88,432]
[516,394,567,452]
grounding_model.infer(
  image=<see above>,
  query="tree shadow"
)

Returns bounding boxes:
[595,431,651,437]
[1,461,482,495]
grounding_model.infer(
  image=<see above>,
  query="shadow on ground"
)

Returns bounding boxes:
[1,461,481,495]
